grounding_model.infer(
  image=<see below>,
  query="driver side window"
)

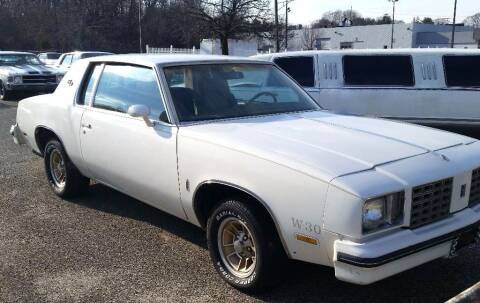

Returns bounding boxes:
[93,64,167,122]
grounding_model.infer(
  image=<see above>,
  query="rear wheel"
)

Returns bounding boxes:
[207,199,283,292]
[44,139,89,198]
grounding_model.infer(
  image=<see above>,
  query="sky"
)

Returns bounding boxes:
[287,0,479,25]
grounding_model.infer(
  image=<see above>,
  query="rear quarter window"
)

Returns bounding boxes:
[343,55,414,87]
[273,56,315,87]
[443,55,480,88]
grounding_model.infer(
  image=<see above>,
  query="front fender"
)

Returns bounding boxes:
[178,135,334,267]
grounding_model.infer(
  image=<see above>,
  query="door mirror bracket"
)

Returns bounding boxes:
[127,104,153,127]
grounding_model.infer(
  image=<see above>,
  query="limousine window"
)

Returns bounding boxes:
[273,57,315,87]
[443,55,480,87]
[343,55,414,86]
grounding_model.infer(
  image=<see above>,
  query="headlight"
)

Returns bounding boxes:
[362,192,404,234]
[7,76,13,83]
[13,76,22,84]
[56,74,63,83]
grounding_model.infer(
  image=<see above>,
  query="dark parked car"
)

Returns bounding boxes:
[0,51,63,100]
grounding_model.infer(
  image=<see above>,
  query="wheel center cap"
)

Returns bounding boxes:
[233,232,250,256]
[233,240,244,255]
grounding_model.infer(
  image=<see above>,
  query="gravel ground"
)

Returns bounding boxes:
[0,99,479,303]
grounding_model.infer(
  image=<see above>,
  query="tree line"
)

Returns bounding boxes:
[0,0,274,54]
[310,9,480,29]
[0,1,478,55]
[0,0,206,53]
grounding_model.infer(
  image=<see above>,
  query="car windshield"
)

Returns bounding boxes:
[0,54,43,65]
[164,63,320,122]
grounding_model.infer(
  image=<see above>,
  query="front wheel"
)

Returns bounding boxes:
[0,81,13,101]
[44,139,89,198]
[207,199,283,292]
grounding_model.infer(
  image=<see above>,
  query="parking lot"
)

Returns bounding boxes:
[0,98,479,303]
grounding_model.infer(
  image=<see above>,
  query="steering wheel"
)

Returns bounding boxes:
[246,92,278,104]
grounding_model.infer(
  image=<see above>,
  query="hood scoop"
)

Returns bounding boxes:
[28,71,40,75]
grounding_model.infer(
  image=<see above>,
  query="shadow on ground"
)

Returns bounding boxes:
[65,183,479,303]
[68,183,207,249]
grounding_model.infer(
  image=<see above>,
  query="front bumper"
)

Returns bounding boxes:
[333,205,480,285]
[10,123,27,145]
[5,83,57,92]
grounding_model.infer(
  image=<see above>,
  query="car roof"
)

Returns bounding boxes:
[254,48,480,58]
[86,54,273,67]
[63,51,113,55]
[0,51,35,55]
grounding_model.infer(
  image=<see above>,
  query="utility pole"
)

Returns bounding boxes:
[451,0,458,48]
[285,1,290,51]
[139,0,143,53]
[389,0,399,49]
[275,0,280,52]
[350,5,353,25]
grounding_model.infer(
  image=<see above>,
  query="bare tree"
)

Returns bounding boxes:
[421,17,434,24]
[311,9,393,28]
[301,26,318,50]
[0,0,209,53]
[191,0,271,55]
[464,13,480,28]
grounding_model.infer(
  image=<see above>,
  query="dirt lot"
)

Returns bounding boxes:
[1,99,479,303]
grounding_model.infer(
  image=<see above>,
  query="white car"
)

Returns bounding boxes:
[54,51,113,74]
[254,49,480,138]
[10,54,480,291]
[37,52,62,66]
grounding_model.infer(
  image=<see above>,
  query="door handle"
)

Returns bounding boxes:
[81,123,92,129]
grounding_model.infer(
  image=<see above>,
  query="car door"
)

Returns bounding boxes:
[79,63,185,219]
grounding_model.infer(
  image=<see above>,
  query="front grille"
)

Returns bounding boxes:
[469,168,480,207]
[22,75,57,84]
[410,178,453,229]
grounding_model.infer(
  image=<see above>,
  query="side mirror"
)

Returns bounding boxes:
[127,104,153,127]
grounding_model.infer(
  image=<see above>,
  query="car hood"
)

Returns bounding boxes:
[181,110,476,181]
[0,64,60,76]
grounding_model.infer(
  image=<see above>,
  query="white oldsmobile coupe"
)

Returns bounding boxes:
[10,54,480,291]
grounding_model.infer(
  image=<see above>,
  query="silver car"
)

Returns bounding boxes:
[0,51,63,100]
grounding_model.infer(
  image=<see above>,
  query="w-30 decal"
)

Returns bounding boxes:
[291,217,321,234]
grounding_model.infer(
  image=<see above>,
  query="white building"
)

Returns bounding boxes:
[267,23,478,51]
[200,39,258,56]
